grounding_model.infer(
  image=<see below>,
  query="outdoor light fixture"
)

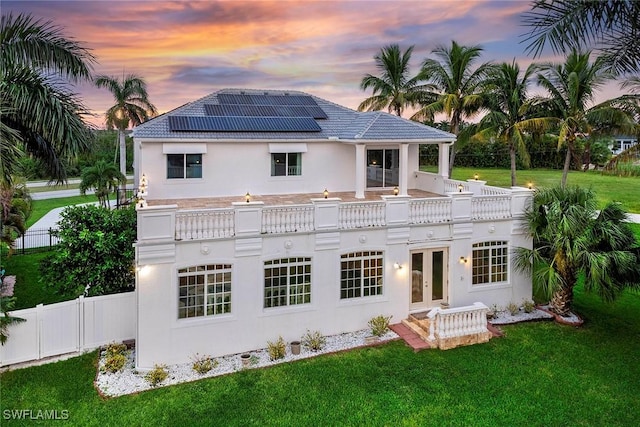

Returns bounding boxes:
[136,173,148,208]
[458,184,464,193]
[323,188,329,199]
[393,186,399,196]
[527,182,533,190]
[245,192,251,203]
[459,256,468,264]
[140,174,148,187]
[474,173,479,181]
[393,262,402,270]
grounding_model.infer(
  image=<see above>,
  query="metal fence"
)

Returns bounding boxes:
[12,228,60,254]
[115,187,137,209]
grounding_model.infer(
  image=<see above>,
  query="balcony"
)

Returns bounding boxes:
[137,172,532,243]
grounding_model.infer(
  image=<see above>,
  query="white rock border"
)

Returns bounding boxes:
[95,329,399,397]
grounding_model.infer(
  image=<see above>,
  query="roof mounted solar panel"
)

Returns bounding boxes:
[218,93,320,106]
[205,104,327,119]
[168,115,321,132]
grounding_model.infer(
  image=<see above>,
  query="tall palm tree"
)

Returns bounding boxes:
[476,61,537,186]
[522,0,640,74]
[523,50,636,187]
[0,13,95,185]
[514,186,640,316]
[358,44,427,117]
[94,74,157,179]
[79,160,126,208]
[0,179,31,252]
[412,41,495,177]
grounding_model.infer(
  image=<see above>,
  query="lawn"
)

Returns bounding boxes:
[2,252,62,310]
[421,166,640,213]
[28,195,104,228]
[1,285,639,426]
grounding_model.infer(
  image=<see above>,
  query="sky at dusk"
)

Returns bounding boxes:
[4,0,627,128]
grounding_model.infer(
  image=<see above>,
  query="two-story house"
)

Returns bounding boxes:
[132,88,532,369]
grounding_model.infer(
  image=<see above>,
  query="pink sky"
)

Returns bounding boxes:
[5,0,627,128]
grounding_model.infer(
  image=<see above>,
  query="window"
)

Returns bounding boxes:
[178,264,231,319]
[264,257,311,308]
[340,251,384,299]
[366,149,399,188]
[167,154,202,179]
[472,241,508,285]
[271,153,301,176]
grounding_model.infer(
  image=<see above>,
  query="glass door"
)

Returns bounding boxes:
[410,248,448,311]
[366,149,399,188]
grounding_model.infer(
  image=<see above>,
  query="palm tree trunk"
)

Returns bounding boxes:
[549,286,574,316]
[510,145,517,187]
[561,146,571,188]
[118,130,126,204]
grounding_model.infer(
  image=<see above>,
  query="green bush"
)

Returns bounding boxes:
[40,205,136,297]
[145,364,168,386]
[105,342,127,357]
[507,302,520,316]
[191,354,217,374]
[522,299,536,313]
[368,315,392,337]
[103,353,127,373]
[267,336,286,361]
[301,330,326,352]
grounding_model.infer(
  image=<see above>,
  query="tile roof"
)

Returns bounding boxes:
[133,88,456,143]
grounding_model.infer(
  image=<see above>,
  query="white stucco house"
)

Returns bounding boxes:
[132,88,532,369]
[609,135,638,156]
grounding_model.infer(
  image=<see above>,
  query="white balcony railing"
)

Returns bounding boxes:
[471,195,512,220]
[175,209,235,240]
[338,201,385,229]
[409,198,452,224]
[427,302,490,341]
[262,205,314,234]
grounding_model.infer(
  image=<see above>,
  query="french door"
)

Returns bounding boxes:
[410,248,448,311]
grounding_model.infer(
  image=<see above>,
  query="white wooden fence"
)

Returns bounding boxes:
[0,292,135,367]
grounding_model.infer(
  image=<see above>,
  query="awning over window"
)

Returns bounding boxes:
[162,143,207,154]
[268,143,308,153]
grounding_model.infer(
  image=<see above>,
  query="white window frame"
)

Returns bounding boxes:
[340,251,384,299]
[264,257,312,308]
[271,152,302,177]
[472,241,509,286]
[177,264,232,319]
[167,153,203,179]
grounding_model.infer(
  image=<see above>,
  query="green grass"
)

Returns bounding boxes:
[1,287,639,426]
[2,252,63,310]
[421,166,640,213]
[28,195,110,227]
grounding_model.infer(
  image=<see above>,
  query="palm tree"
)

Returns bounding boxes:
[476,61,537,186]
[0,179,32,252]
[522,0,640,74]
[524,50,636,187]
[79,160,125,208]
[94,74,157,181]
[358,44,427,117]
[0,294,25,345]
[412,41,495,176]
[514,186,640,316]
[1,13,96,185]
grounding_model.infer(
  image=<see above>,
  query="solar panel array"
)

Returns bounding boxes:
[204,104,327,119]
[168,93,327,132]
[168,116,322,132]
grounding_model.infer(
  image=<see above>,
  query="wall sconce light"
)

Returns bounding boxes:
[137,173,148,208]
[323,188,329,199]
[140,174,148,187]
[245,192,251,203]
[458,184,464,193]
[527,182,533,190]
[393,186,399,196]
[459,256,468,264]
[474,173,479,181]
[393,262,402,270]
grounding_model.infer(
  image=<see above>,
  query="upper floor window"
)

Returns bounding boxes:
[168,154,202,179]
[340,251,384,299]
[472,241,508,285]
[178,264,231,319]
[264,257,311,308]
[271,153,301,176]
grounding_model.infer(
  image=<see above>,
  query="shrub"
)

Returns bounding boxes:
[507,302,520,316]
[105,342,127,357]
[267,336,286,361]
[368,315,392,337]
[191,354,217,374]
[40,205,136,297]
[301,330,326,352]
[103,353,127,373]
[522,299,536,313]
[145,364,168,386]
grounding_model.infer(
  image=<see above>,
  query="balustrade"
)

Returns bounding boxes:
[262,205,314,234]
[471,195,511,220]
[338,202,386,229]
[409,198,452,224]
[427,302,490,341]
[175,209,235,240]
